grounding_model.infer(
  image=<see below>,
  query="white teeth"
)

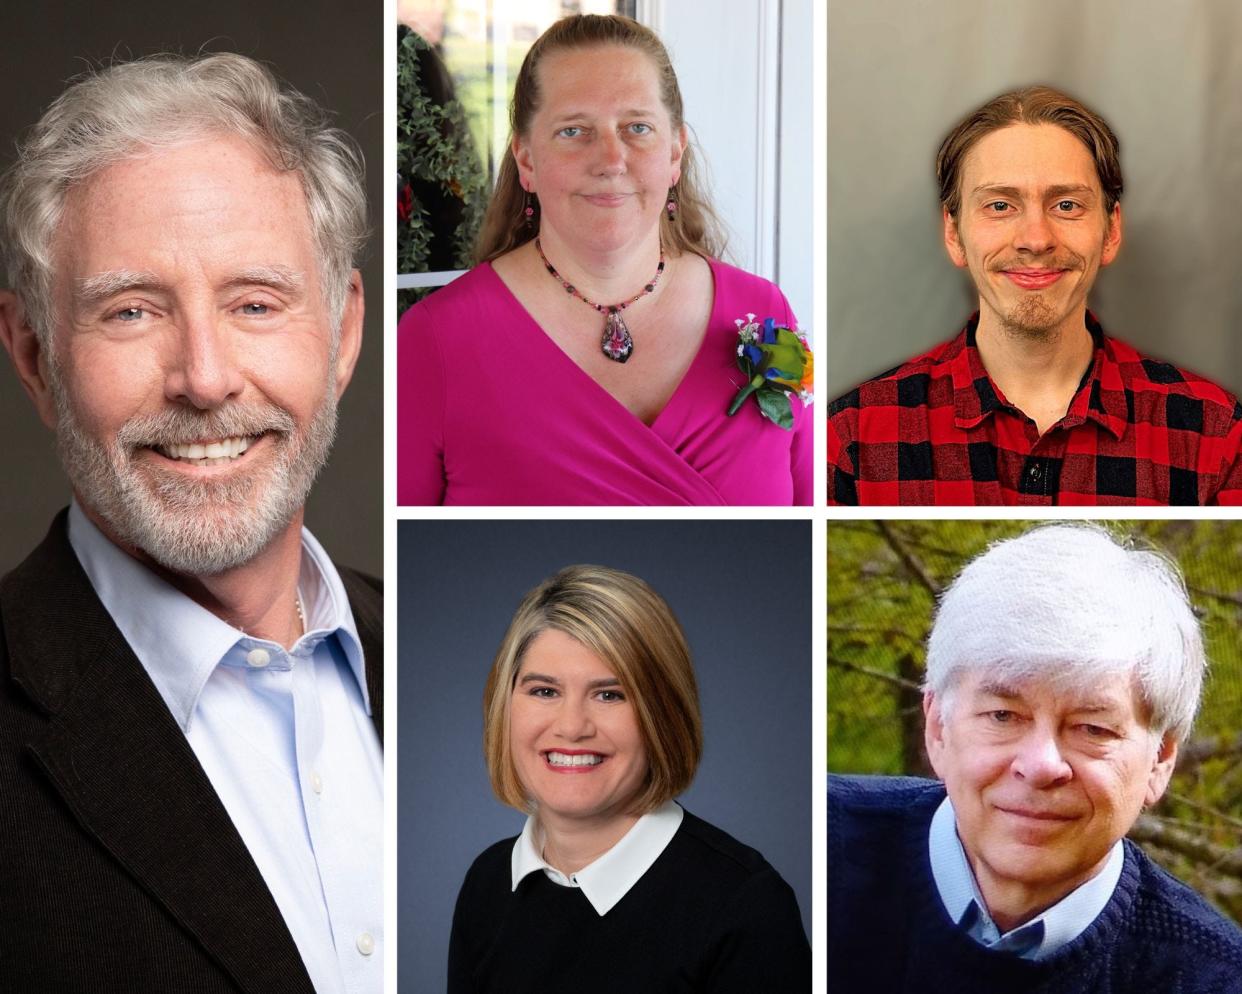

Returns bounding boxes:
[158,436,254,463]
[546,752,603,767]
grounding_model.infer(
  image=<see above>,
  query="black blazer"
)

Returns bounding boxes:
[0,511,383,993]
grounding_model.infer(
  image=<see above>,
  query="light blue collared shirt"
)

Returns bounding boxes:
[68,502,383,994]
[928,795,1123,960]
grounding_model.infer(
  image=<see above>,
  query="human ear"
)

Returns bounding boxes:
[1101,203,1123,267]
[512,134,536,193]
[943,208,968,268]
[332,271,364,399]
[1144,733,1178,806]
[669,123,687,185]
[0,291,58,430]
[923,692,948,778]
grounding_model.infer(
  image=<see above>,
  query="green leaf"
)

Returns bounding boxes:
[757,389,793,430]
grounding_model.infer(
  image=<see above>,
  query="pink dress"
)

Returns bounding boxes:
[397,257,812,505]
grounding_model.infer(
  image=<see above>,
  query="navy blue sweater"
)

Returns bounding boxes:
[829,775,1242,993]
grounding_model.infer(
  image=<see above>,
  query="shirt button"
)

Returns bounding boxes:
[246,648,271,668]
[356,932,375,956]
[311,771,323,794]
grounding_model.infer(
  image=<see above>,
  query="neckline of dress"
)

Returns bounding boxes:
[482,254,722,431]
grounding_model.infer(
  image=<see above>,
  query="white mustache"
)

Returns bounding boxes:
[115,404,296,450]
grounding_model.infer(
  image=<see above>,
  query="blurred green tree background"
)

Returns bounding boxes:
[828,520,1242,923]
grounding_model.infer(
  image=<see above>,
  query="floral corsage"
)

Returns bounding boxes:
[727,314,813,430]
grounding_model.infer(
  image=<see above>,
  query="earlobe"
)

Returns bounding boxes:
[943,209,968,268]
[0,291,58,430]
[670,123,687,184]
[333,272,364,398]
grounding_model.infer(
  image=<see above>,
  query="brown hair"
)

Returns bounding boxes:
[482,564,703,816]
[473,14,725,264]
[936,85,1123,218]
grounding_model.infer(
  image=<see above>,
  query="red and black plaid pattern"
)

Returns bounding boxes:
[827,314,1242,505]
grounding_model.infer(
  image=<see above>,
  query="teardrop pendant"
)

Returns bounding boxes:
[601,308,634,363]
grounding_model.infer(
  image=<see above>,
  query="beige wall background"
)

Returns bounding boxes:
[827,0,1242,399]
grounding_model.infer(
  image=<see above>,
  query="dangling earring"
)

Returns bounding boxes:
[666,187,679,222]
[524,190,536,229]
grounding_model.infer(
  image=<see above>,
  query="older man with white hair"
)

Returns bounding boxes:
[0,54,380,994]
[829,524,1242,993]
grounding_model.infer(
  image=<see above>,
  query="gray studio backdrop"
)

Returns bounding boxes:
[0,3,381,576]
[827,0,1242,400]
[398,519,812,994]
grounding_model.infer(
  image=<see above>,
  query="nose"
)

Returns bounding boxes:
[553,697,596,741]
[593,130,626,177]
[1011,728,1072,787]
[163,313,245,409]
[1014,208,1056,256]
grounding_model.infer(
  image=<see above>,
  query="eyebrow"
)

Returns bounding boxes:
[517,672,622,690]
[73,269,166,307]
[550,107,659,123]
[976,681,1023,700]
[970,183,1098,200]
[72,265,306,308]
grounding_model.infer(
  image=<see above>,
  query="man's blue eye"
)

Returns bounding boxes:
[239,302,269,315]
[114,307,145,321]
[558,126,582,138]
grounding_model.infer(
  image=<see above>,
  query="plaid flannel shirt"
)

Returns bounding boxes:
[827,314,1242,505]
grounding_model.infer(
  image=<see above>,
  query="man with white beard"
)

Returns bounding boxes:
[0,54,381,994]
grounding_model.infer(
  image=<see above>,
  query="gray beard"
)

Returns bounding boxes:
[49,364,337,577]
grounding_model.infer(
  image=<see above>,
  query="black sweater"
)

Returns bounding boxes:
[448,810,810,993]
[829,775,1242,993]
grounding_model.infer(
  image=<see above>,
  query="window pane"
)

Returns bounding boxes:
[398,0,637,292]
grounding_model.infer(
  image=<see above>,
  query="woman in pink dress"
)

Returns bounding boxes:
[398,14,811,506]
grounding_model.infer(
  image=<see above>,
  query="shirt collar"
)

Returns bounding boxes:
[510,800,684,916]
[949,311,1128,440]
[928,794,1124,960]
[67,501,370,732]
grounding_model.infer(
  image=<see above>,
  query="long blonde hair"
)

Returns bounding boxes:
[473,14,725,265]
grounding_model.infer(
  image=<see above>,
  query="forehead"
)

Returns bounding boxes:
[533,44,667,120]
[960,122,1102,196]
[52,133,316,292]
[517,628,618,679]
[957,666,1144,719]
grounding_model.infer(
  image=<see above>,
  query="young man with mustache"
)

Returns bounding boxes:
[0,55,381,993]
[829,525,1242,992]
[827,86,1242,505]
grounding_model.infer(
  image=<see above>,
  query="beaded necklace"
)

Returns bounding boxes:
[535,238,665,364]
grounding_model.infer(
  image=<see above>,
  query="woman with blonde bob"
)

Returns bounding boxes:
[399,14,811,507]
[448,565,809,993]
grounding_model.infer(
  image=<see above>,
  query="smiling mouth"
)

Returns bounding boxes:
[152,434,259,467]
[1000,269,1068,290]
[581,193,630,206]
[545,750,605,769]
[996,806,1076,822]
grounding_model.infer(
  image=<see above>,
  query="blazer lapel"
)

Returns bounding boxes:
[4,514,316,994]
[340,566,383,740]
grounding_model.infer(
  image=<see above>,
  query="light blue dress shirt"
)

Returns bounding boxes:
[928,794,1123,960]
[68,502,383,994]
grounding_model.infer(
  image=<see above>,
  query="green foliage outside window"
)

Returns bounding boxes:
[828,519,1242,923]
[396,27,486,311]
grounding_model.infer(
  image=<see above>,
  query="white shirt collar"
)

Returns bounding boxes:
[928,794,1124,959]
[511,800,684,916]
[67,500,369,732]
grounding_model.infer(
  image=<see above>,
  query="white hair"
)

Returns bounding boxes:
[924,523,1204,743]
[0,52,367,343]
